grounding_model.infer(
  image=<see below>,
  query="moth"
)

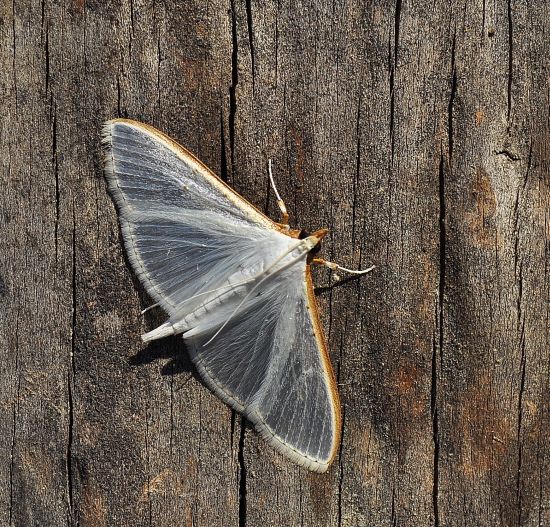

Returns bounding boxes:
[102,119,372,472]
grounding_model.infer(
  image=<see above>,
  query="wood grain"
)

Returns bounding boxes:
[0,1,547,526]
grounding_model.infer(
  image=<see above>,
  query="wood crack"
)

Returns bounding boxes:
[431,327,440,527]
[45,21,50,94]
[157,28,162,116]
[52,104,60,261]
[220,111,229,182]
[238,417,247,527]
[245,0,255,95]
[515,187,526,525]
[229,0,239,180]
[67,208,77,523]
[389,0,401,163]
[351,91,361,248]
[337,406,346,527]
[9,308,21,526]
[432,147,446,527]
[391,487,397,526]
[12,0,18,112]
[448,33,457,162]
[507,0,513,128]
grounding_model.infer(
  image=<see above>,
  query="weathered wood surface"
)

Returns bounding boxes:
[0,1,548,526]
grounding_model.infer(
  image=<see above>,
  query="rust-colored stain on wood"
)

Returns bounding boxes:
[390,358,429,422]
[456,372,514,478]
[465,166,498,248]
[80,483,107,527]
[475,110,485,125]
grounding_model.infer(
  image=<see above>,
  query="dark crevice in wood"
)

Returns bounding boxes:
[197,390,203,464]
[389,0,401,163]
[238,417,247,527]
[431,330,440,527]
[394,0,401,69]
[336,399,346,526]
[438,152,446,363]
[116,76,123,118]
[220,111,229,182]
[93,176,100,262]
[52,105,59,260]
[66,370,74,526]
[297,477,304,526]
[129,0,135,38]
[262,159,269,217]
[156,30,162,115]
[388,55,395,163]
[391,487,397,527]
[432,150,445,527]
[274,16,279,87]
[496,148,520,161]
[144,404,152,526]
[230,410,236,451]
[169,374,174,454]
[539,469,544,527]
[515,213,526,525]
[517,313,526,526]
[67,210,77,522]
[336,331,344,386]
[481,0,486,37]
[229,0,239,178]
[45,22,50,94]
[245,0,255,94]
[507,0,513,128]
[83,8,88,75]
[448,34,456,162]
[431,428,440,527]
[12,0,17,111]
[41,0,46,30]
[71,212,77,378]
[116,76,128,118]
[9,311,20,526]
[513,189,522,276]
[351,92,361,248]
[525,141,533,188]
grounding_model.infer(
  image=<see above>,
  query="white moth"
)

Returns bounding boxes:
[102,119,372,472]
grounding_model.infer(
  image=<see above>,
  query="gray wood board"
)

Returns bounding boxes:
[0,1,547,526]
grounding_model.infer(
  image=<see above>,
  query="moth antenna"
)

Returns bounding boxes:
[268,159,289,225]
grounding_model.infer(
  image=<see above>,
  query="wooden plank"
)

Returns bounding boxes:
[51,0,240,525]
[0,0,73,525]
[0,1,548,526]
[436,1,550,526]
[229,1,449,525]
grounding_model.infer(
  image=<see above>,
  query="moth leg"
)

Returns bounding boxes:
[268,159,289,225]
[312,258,375,281]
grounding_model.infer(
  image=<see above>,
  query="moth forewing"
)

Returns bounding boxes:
[102,118,342,472]
[103,119,290,234]
[304,265,342,464]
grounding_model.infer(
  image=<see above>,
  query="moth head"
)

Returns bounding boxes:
[300,227,328,257]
